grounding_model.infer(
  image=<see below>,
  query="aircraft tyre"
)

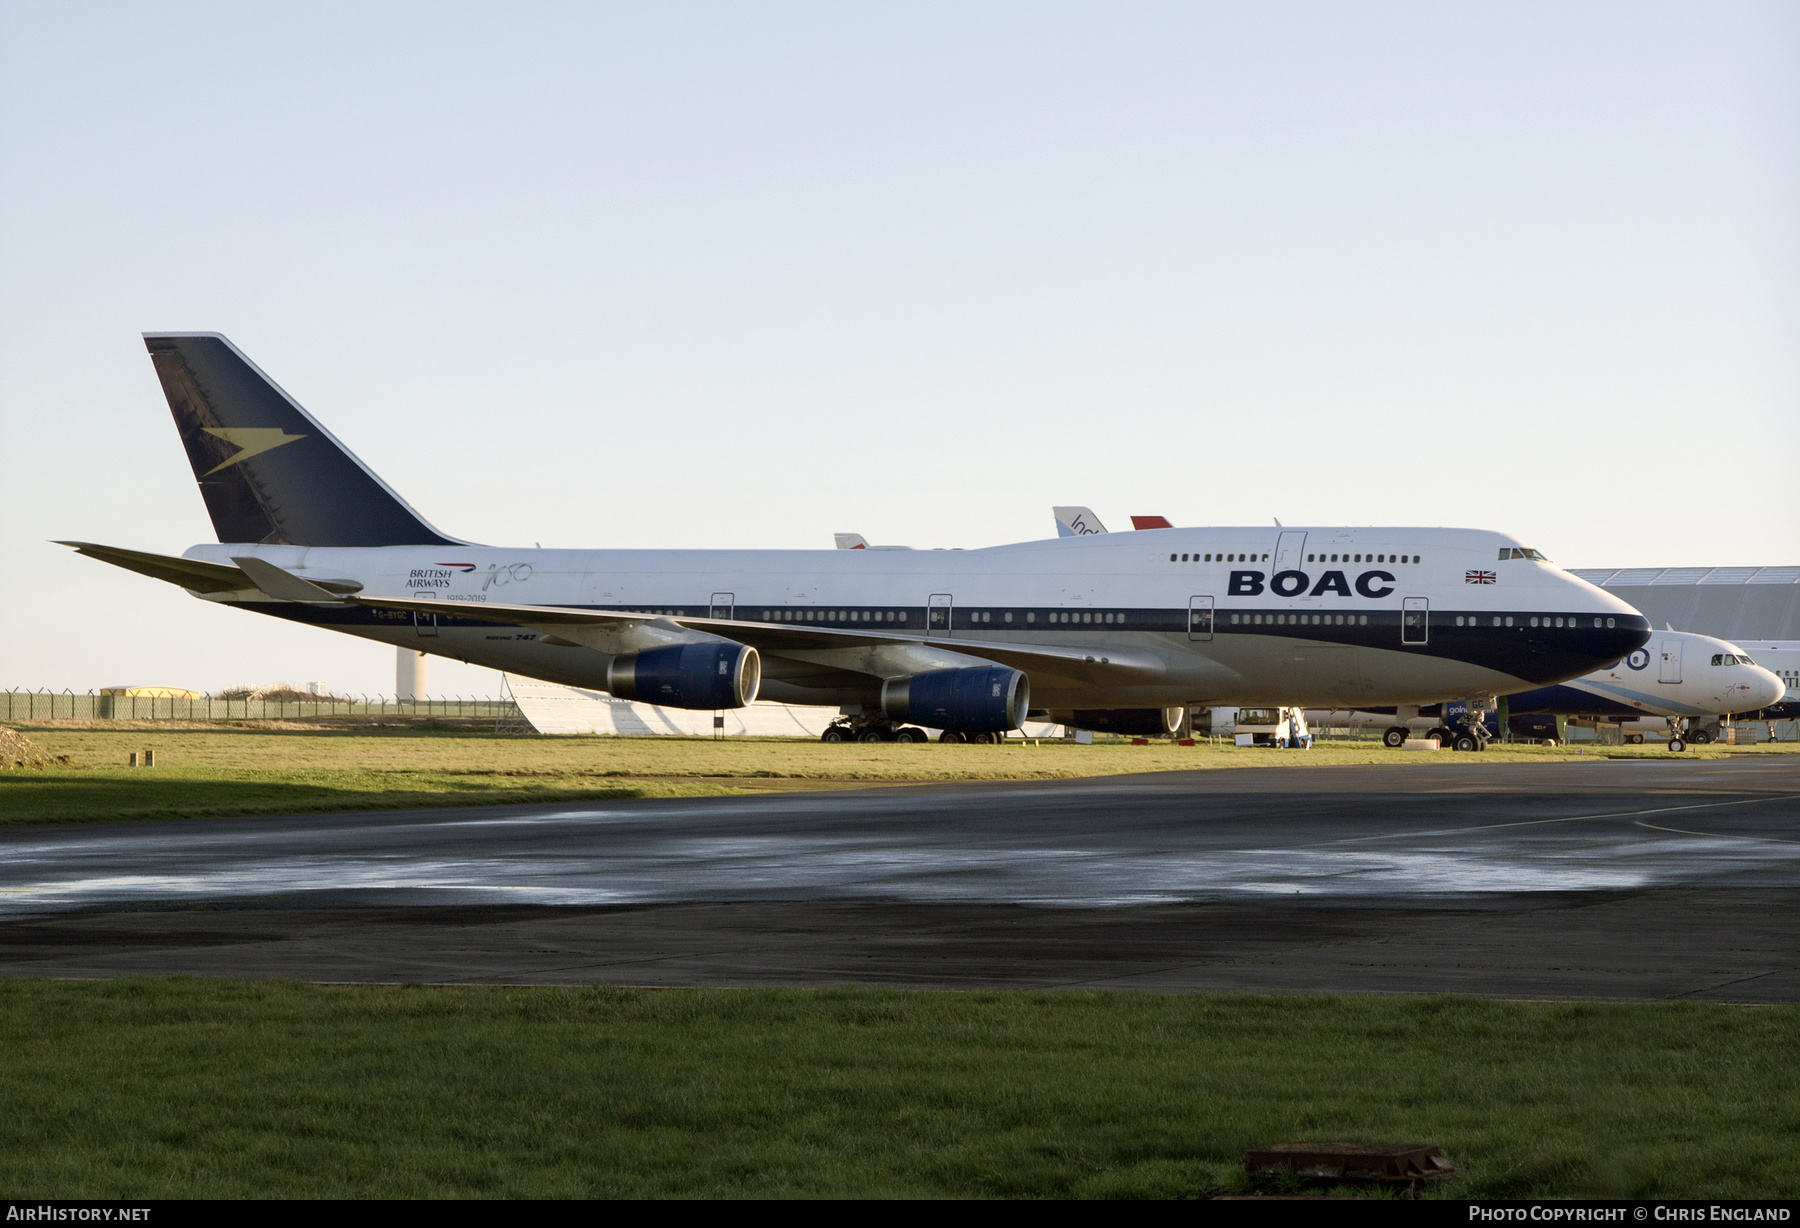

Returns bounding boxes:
[1427,726,1453,747]
[968,731,998,745]
[1453,733,1479,753]
[858,728,888,743]
[1542,737,1559,748]
[1668,738,1686,753]
[1688,728,1714,745]
[1626,734,1644,744]
[894,727,928,743]
[938,730,966,744]
[821,727,850,744]
[1382,727,1407,749]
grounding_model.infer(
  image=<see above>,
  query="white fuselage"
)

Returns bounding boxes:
[183,526,1649,712]
[1310,628,1784,731]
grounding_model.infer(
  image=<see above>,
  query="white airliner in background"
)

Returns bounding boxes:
[1736,642,1800,708]
[1310,628,1784,751]
[63,334,1652,743]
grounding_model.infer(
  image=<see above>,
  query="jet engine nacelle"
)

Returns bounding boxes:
[607,642,761,709]
[881,666,1030,733]
[1048,707,1183,737]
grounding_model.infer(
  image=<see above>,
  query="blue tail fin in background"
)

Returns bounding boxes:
[145,333,465,547]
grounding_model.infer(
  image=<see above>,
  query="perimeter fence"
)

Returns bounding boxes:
[1,690,521,723]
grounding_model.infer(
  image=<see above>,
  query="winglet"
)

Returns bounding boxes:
[834,533,870,550]
[231,556,346,602]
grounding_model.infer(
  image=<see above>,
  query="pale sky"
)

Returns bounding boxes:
[2,2,1795,696]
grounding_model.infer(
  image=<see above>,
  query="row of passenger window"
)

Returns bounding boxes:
[1232,612,1368,626]
[757,609,1149,626]
[1168,551,1423,564]
[954,610,1134,625]
[1451,615,1622,628]
[1308,552,1417,564]
[761,609,909,623]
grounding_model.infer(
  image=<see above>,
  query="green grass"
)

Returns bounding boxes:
[0,980,1795,1198]
[1,722,1786,827]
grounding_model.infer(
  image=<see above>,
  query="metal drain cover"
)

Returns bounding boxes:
[1244,1141,1454,1182]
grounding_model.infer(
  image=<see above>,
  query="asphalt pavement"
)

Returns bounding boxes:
[2,757,1796,997]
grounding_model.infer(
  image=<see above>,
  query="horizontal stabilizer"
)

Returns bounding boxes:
[57,541,252,593]
[230,556,347,603]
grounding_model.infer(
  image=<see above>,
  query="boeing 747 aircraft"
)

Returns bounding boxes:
[63,334,1652,743]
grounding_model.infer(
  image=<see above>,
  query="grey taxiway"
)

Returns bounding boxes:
[2,758,1796,999]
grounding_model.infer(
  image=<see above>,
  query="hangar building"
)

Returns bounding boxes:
[1570,566,1800,641]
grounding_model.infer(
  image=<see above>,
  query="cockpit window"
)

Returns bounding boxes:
[1499,547,1550,561]
[1712,654,1741,666]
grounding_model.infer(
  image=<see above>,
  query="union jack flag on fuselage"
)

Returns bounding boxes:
[1466,570,1497,584]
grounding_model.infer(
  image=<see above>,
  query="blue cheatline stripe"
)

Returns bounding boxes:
[236,602,1648,688]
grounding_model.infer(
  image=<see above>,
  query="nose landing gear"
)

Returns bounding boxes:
[1666,717,1689,753]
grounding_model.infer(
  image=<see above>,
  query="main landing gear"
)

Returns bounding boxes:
[1385,711,1493,752]
[820,718,929,743]
[819,718,1001,744]
[1381,725,1461,748]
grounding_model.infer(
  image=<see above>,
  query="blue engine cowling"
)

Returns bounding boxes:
[881,666,1029,733]
[607,642,761,709]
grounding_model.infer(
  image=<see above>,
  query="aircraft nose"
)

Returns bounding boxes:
[1749,667,1786,710]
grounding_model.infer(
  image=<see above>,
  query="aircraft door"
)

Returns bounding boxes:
[1658,639,1682,683]
[927,593,953,636]
[1273,532,1308,574]
[413,595,438,638]
[710,592,734,620]
[1188,595,1214,641]
[1402,597,1428,645]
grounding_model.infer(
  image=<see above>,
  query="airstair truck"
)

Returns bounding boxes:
[1231,707,1314,749]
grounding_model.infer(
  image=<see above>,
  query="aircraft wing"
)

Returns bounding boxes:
[348,593,1166,684]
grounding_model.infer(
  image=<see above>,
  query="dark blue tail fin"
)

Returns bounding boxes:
[145,332,465,547]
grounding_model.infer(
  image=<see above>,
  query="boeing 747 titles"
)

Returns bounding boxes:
[63,334,1652,743]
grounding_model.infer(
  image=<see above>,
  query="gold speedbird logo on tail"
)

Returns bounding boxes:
[200,427,306,475]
